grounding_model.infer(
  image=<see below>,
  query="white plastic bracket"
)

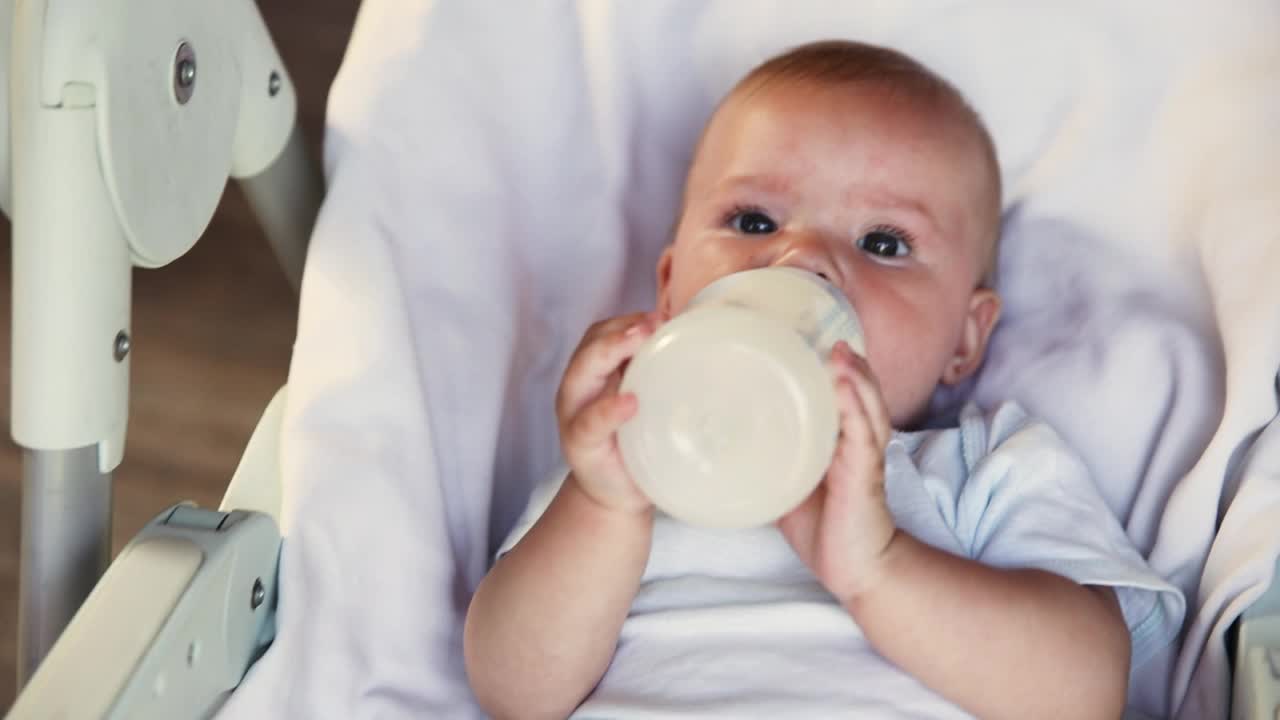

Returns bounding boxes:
[4,0,304,688]
[6,0,298,471]
[5,505,281,720]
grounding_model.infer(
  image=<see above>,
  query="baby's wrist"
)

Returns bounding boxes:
[839,527,908,609]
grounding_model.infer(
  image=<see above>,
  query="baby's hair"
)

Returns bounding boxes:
[737,40,1003,288]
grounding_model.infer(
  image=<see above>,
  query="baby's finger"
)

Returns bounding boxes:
[826,380,890,520]
[563,390,639,460]
[826,341,863,383]
[842,353,892,451]
[558,314,658,419]
[829,344,891,450]
[580,312,653,345]
[832,376,877,457]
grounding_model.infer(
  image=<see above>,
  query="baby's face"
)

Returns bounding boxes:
[657,80,1000,426]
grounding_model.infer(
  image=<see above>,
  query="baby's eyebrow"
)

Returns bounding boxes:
[859,190,942,238]
[715,174,793,197]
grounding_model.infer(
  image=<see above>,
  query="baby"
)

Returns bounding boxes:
[464,41,1182,719]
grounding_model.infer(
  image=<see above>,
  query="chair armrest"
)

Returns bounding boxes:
[6,506,280,720]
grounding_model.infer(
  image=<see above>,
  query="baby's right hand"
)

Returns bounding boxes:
[557,312,661,515]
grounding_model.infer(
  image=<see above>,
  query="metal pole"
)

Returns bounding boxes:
[10,0,130,690]
[17,446,112,688]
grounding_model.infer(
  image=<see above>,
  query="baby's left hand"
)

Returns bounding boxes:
[778,341,898,604]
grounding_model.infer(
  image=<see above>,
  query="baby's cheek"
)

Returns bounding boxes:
[861,339,904,398]
[663,264,704,315]
[863,330,942,424]
[669,248,756,314]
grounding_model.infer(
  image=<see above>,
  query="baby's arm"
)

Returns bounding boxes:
[464,476,652,720]
[780,344,1129,720]
[849,536,1129,720]
[464,312,661,720]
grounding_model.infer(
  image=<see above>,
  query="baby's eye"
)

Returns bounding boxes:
[729,210,778,235]
[857,229,912,258]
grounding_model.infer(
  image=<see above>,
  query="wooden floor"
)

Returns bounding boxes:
[0,1,358,707]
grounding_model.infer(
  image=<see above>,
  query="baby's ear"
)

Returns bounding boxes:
[655,247,675,320]
[941,288,1001,385]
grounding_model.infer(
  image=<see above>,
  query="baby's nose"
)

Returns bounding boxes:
[769,239,839,286]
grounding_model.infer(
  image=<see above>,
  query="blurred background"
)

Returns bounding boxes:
[0,0,359,707]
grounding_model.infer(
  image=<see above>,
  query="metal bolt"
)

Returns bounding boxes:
[250,578,265,610]
[113,331,131,362]
[173,42,197,104]
[268,71,282,97]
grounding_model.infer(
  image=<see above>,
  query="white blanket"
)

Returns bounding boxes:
[218,1,1280,718]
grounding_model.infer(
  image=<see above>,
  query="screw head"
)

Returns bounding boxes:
[251,578,265,610]
[173,42,197,104]
[268,71,282,97]
[113,331,131,362]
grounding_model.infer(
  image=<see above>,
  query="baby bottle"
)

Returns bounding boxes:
[617,267,866,529]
